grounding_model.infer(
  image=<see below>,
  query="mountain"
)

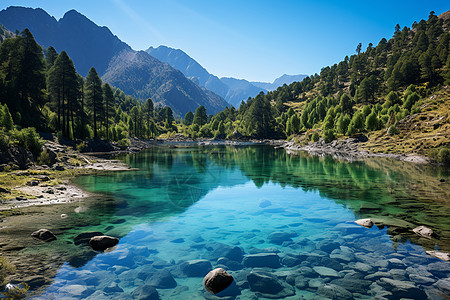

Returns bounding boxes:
[147,45,267,107]
[252,74,308,91]
[0,6,228,116]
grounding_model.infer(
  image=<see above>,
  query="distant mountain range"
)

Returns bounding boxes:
[147,45,307,107]
[0,6,229,116]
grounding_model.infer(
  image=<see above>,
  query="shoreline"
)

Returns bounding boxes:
[0,137,435,211]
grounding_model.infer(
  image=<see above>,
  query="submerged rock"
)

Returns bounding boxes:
[146,269,177,289]
[247,271,294,298]
[89,235,119,251]
[180,259,212,277]
[317,284,353,299]
[31,229,56,242]
[377,277,426,299]
[243,253,281,268]
[268,232,297,245]
[203,268,234,295]
[413,226,436,239]
[74,231,104,245]
[131,285,160,300]
[313,266,340,277]
[355,218,373,228]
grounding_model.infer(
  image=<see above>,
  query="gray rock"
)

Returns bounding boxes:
[435,278,450,294]
[16,196,27,201]
[355,218,373,228]
[313,266,340,277]
[377,277,426,299]
[387,258,406,269]
[209,243,244,262]
[26,180,39,186]
[203,268,234,295]
[409,274,435,285]
[350,262,373,273]
[259,199,271,208]
[216,257,243,271]
[413,225,436,239]
[146,269,177,289]
[54,165,65,171]
[317,241,340,253]
[316,284,353,299]
[247,271,295,298]
[268,232,297,245]
[330,278,371,294]
[74,231,104,245]
[31,229,56,242]
[131,285,160,300]
[89,235,119,251]
[243,253,281,268]
[103,282,124,293]
[180,259,212,277]
[308,278,325,289]
[426,250,450,261]
[427,262,450,277]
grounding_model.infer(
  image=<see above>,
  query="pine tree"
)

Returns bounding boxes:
[193,106,207,126]
[103,83,114,139]
[85,68,103,138]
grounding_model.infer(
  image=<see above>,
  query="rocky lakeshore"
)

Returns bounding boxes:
[282,136,430,164]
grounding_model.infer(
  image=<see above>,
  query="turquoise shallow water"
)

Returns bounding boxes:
[28,145,450,299]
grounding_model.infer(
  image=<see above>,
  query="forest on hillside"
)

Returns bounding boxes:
[0,11,449,164]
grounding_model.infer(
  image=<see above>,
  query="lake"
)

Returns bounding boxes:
[6,145,450,299]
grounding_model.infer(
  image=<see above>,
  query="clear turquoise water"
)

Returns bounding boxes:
[29,145,450,299]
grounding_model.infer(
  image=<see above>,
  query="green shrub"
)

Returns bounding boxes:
[37,149,51,165]
[118,138,131,148]
[10,128,43,157]
[388,125,399,135]
[0,130,9,149]
[76,141,86,152]
[323,129,336,143]
[437,148,450,165]
[311,132,320,142]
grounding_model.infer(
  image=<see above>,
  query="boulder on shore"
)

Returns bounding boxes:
[31,229,56,242]
[89,235,119,251]
[413,226,436,239]
[203,268,234,294]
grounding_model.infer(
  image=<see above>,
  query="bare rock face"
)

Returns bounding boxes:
[413,226,436,239]
[355,218,374,228]
[31,229,56,242]
[203,268,234,294]
[89,235,119,251]
[426,250,450,261]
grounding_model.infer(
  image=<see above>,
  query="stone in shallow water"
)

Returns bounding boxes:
[170,238,185,243]
[203,268,234,295]
[355,218,374,228]
[131,285,160,300]
[103,282,124,293]
[208,242,244,262]
[317,240,340,253]
[412,225,436,239]
[350,262,373,273]
[427,262,450,277]
[426,250,450,261]
[180,259,212,277]
[89,235,119,251]
[59,284,93,298]
[216,257,243,271]
[316,284,353,300]
[31,229,56,242]
[435,278,450,294]
[242,253,281,268]
[259,199,271,208]
[313,266,340,277]
[377,277,426,299]
[247,271,295,298]
[268,232,297,245]
[408,274,436,285]
[387,258,406,269]
[146,269,177,289]
[330,278,371,294]
[74,231,104,245]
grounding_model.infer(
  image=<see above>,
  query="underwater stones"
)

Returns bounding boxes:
[377,278,426,299]
[146,269,177,289]
[355,218,374,228]
[23,275,48,289]
[131,285,161,300]
[359,202,381,212]
[387,258,406,269]
[243,253,281,268]
[408,274,436,285]
[426,250,450,261]
[268,232,297,245]
[217,257,243,271]
[280,253,306,267]
[259,199,271,208]
[209,243,244,262]
[203,268,234,295]
[331,278,371,294]
[247,271,294,298]
[31,229,56,242]
[313,266,340,278]
[170,238,184,243]
[59,284,94,298]
[249,247,280,254]
[74,231,104,245]
[89,235,119,251]
[317,240,340,253]
[180,259,212,277]
[435,278,450,294]
[316,284,353,300]
[103,282,124,293]
[413,226,436,239]
[427,262,450,277]
[349,262,373,273]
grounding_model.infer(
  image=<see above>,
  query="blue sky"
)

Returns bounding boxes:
[1,0,448,82]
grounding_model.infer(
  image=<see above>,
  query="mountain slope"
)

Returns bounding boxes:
[147,45,269,106]
[252,74,308,91]
[102,50,228,116]
[0,6,228,116]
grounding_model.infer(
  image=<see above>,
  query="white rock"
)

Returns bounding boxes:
[355,218,374,228]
